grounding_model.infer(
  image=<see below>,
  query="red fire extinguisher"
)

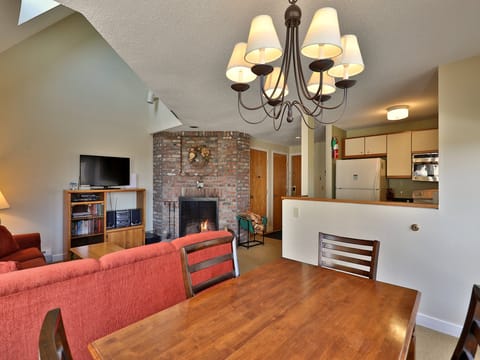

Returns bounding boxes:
[331,137,339,159]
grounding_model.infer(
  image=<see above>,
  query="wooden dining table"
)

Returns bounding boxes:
[88,258,420,360]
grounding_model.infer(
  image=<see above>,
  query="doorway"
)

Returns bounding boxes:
[291,154,302,196]
[250,149,267,218]
[273,153,287,231]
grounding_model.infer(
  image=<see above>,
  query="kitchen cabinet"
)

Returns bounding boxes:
[344,137,365,157]
[412,129,438,153]
[365,135,387,155]
[344,135,387,158]
[106,227,145,249]
[387,132,412,178]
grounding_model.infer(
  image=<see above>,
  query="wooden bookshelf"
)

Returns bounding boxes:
[64,188,146,259]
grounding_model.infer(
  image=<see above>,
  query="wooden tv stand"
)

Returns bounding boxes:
[63,188,146,260]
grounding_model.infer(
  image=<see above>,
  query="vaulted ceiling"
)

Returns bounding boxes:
[3,0,480,145]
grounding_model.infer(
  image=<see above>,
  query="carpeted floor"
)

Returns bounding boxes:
[266,231,282,240]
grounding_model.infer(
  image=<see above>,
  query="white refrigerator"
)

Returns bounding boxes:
[335,158,387,201]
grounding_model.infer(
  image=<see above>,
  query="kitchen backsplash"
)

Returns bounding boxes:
[388,178,438,200]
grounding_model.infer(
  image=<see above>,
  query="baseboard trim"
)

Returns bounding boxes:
[417,312,462,337]
[52,254,64,263]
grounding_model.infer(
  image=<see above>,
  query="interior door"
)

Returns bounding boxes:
[273,153,287,231]
[291,155,301,196]
[250,149,267,217]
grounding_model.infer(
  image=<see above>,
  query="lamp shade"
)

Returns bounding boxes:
[245,15,282,64]
[387,105,409,120]
[301,7,342,60]
[307,72,336,95]
[0,191,10,210]
[226,42,257,83]
[264,67,288,99]
[328,34,364,79]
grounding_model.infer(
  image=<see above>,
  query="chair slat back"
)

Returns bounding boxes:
[180,230,239,298]
[319,232,380,280]
[452,285,480,360]
[38,308,73,360]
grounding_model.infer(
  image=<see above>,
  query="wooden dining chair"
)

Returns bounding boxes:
[452,284,480,360]
[318,232,380,280]
[180,229,239,298]
[39,307,73,360]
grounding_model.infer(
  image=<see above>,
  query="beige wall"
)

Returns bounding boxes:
[0,14,159,260]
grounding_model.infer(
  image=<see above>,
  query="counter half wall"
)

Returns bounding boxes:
[281,197,457,336]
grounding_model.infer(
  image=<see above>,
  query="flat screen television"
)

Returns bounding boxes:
[79,155,130,188]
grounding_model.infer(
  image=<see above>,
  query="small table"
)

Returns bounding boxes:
[88,258,420,359]
[70,242,124,260]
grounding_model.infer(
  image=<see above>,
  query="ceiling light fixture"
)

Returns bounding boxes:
[226,0,364,131]
[387,105,409,121]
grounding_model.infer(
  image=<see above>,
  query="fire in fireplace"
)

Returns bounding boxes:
[179,197,218,236]
[200,220,209,232]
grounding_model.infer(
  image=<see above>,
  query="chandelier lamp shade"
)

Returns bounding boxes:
[226,0,364,130]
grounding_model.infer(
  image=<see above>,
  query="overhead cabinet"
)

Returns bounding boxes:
[365,135,387,155]
[387,132,412,178]
[344,137,365,157]
[411,129,438,153]
[344,135,387,158]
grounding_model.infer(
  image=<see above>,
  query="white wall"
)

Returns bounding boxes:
[283,54,480,337]
[0,14,168,260]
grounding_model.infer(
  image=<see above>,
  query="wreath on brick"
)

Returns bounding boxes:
[187,145,210,167]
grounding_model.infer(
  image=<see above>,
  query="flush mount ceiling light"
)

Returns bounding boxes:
[387,105,409,121]
[226,0,364,131]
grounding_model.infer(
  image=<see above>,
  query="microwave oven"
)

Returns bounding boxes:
[412,153,439,182]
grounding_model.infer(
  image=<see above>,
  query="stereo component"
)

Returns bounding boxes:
[106,210,116,229]
[130,208,142,226]
[115,210,130,228]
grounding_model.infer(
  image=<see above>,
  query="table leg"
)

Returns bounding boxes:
[407,326,416,360]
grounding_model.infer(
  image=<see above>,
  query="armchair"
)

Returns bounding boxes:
[0,225,46,271]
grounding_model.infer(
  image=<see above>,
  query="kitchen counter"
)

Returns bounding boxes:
[282,196,438,209]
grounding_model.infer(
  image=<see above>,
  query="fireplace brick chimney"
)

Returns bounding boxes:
[153,131,250,239]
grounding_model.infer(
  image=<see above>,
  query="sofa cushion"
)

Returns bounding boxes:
[0,261,18,273]
[0,225,19,257]
[0,247,44,263]
[16,257,46,270]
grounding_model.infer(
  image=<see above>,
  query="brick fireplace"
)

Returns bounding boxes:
[152,131,250,239]
[178,197,218,236]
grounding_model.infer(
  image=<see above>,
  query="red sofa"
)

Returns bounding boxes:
[0,230,234,360]
[0,225,46,270]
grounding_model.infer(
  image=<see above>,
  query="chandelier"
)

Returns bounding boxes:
[225,0,364,131]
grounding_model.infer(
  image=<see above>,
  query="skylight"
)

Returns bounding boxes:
[18,0,60,25]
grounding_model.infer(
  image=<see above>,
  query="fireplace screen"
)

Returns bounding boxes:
[178,197,218,237]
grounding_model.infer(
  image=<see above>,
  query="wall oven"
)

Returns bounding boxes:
[412,153,439,182]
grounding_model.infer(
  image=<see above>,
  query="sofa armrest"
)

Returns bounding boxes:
[13,233,41,250]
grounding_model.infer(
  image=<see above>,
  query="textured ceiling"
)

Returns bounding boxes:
[3,1,480,145]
